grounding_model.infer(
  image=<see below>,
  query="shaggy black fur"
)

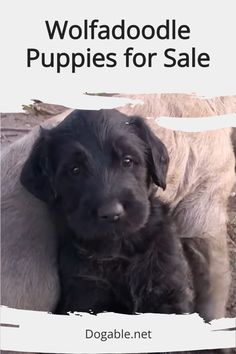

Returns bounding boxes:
[21,109,191,315]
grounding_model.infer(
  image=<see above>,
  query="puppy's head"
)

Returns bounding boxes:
[21,109,169,241]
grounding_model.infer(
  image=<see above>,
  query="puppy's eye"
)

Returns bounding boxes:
[122,156,133,168]
[70,166,80,175]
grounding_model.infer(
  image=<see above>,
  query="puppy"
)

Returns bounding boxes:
[20,109,191,315]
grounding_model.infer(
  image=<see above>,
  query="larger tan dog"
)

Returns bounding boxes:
[1,94,235,321]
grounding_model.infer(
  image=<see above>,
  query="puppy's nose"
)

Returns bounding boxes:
[97,202,124,222]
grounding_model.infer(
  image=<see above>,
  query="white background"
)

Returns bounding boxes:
[0,1,236,352]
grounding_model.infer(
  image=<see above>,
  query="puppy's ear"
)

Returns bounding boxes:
[20,128,56,204]
[130,117,169,190]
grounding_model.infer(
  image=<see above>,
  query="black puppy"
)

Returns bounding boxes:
[21,109,191,314]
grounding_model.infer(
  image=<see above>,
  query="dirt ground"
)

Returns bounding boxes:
[1,106,236,353]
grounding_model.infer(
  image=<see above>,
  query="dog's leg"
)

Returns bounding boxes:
[130,234,192,315]
[174,189,231,321]
[181,235,230,321]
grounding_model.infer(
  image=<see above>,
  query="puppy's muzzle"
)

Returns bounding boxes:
[97,201,125,222]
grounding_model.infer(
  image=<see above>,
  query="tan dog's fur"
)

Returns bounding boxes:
[1,110,72,311]
[1,94,235,321]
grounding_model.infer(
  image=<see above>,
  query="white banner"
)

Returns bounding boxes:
[1,0,236,111]
[1,307,236,353]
